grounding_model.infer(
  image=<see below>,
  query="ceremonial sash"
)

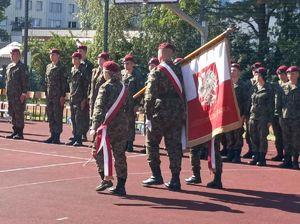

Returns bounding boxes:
[95,83,128,180]
[157,62,186,150]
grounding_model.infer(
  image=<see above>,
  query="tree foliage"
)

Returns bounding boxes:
[0,0,10,41]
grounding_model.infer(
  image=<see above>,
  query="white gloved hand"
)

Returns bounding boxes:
[89,129,96,136]
[145,119,152,132]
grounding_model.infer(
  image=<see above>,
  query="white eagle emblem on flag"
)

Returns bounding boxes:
[197,67,217,107]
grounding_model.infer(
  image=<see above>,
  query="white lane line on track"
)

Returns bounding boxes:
[0,161,86,173]
[56,217,69,221]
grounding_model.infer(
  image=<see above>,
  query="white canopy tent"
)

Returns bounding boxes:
[0,42,22,58]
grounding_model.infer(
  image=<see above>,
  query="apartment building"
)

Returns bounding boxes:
[0,0,80,35]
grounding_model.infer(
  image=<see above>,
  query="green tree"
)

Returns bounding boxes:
[0,0,10,41]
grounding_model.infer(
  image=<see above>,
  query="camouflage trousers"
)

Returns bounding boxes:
[281,118,300,156]
[127,110,136,142]
[46,100,64,134]
[146,118,182,174]
[225,127,244,151]
[189,143,207,172]
[8,100,25,129]
[249,119,269,153]
[95,124,128,179]
[70,104,86,137]
[82,103,90,135]
[271,116,284,151]
[245,118,253,150]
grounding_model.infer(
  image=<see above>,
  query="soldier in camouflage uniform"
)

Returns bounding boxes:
[44,48,68,144]
[142,43,185,191]
[90,61,129,196]
[223,63,248,163]
[248,67,275,166]
[121,54,145,152]
[77,45,94,141]
[270,65,289,161]
[5,48,28,140]
[66,52,89,146]
[278,66,300,169]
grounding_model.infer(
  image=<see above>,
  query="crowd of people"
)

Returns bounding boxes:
[3,42,300,196]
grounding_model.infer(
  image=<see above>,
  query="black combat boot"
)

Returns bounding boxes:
[292,155,299,170]
[248,152,259,165]
[82,134,88,142]
[222,149,234,162]
[73,136,83,147]
[279,155,292,168]
[126,141,134,152]
[52,133,61,144]
[232,149,242,163]
[165,173,181,191]
[256,152,266,166]
[109,177,126,196]
[96,172,113,192]
[142,166,164,186]
[271,148,283,161]
[185,166,201,184]
[6,127,17,139]
[242,150,253,159]
[13,129,24,140]
[206,171,223,189]
[44,133,54,143]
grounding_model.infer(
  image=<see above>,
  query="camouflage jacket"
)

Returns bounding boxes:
[280,82,300,119]
[144,60,185,122]
[45,61,68,101]
[81,59,94,98]
[6,61,28,101]
[89,67,105,115]
[234,79,248,116]
[272,80,287,117]
[249,82,274,122]
[69,66,89,105]
[91,77,129,131]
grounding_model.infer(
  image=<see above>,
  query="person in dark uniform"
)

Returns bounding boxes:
[44,48,68,144]
[5,48,28,140]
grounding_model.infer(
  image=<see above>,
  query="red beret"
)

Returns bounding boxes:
[50,48,60,54]
[72,52,82,59]
[158,42,175,51]
[103,61,119,73]
[10,48,20,54]
[255,67,266,75]
[77,45,87,51]
[251,62,263,70]
[98,52,109,60]
[286,66,299,73]
[174,58,183,64]
[148,57,159,66]
[231,63,241,70]
[123,54,134,62]
[276,65,288,74]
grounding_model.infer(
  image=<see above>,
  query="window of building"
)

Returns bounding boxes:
[68,4,75,14]
[50,2,62,13]
[29,0,32,10]
[36,1,43,11]
[31,18,42,27]
[0,19,7,27]
[15,0,22,9]
[68,21,77,28]
[49,20,62,28]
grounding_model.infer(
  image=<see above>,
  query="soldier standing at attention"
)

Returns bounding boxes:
[5,48,28,140]
[44,48,67,144]
[90,61,129,196]
[270,65,288,161]
[279,66,300,169]
[77,45,94,142]
[142,43,185,192]
[248,67,274,166]
[121,54,145,152]
[89,52,109,147]
[66,52,89,146]
[223,63,248,163]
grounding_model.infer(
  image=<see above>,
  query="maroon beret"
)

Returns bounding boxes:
[98,52,109,60]
[158,42,175,51]
[103,61,119,73]
[174,58,183,64]
[286,66,299,73]
[72,52,82,59]
[50,48,60,54]
[77,45,87,51]
[255,67,267,75]
[231,63,241,70]
[251,62,263,70]
[123,54,134,62]
[276,65,288,74]
[148,57,159,66]
[10,48,20,54]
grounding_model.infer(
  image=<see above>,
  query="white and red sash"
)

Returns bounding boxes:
[157,62,186,150]
[95,83,128,180]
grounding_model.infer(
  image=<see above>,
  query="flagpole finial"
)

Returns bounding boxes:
[226,24,238,34]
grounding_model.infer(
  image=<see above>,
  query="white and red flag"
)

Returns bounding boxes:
[181,32,241,170]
